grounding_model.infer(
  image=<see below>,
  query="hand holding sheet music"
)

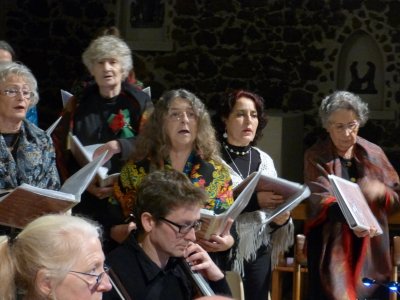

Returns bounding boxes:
[328,174,383,237]
[196,171,311,240]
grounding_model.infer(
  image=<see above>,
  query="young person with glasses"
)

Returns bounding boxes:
[105,169,231,300]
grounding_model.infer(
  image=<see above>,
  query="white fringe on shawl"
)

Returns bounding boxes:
[233,209,294,277]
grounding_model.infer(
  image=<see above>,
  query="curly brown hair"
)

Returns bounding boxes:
[131,89,222,167]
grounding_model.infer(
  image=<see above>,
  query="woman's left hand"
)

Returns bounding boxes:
[359,179,386,201]
[197,218,234,252]
[257,191,284,209]
[93,140,121,164]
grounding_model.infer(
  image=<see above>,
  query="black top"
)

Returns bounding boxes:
[104,233,231,300]
[221,142,262,212]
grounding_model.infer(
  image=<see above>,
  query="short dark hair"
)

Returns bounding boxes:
[213,89,267,145]
[134,170,207,233]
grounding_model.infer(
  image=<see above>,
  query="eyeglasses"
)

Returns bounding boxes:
[159,217,202,234]
[166,110,197,122]
[330,121,359,133]
[0,88,34,99]
[69,265,110,287]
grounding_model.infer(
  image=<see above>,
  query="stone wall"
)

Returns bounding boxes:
[1,0,400,160]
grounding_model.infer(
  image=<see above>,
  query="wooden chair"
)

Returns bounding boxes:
[271,234,308,300]
[226,270,245,300]
[390,236,400,300]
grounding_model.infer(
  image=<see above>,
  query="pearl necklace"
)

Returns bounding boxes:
[223,142,251,156]
[224,145,252,180]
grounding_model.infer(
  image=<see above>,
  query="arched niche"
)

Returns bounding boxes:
[337,31,393,119]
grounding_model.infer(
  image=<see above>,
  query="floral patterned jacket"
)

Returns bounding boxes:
[110,152,233,221]
[0,120,60,190]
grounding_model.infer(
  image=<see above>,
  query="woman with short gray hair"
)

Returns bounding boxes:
[0,62,59,192]
[54,34,152,253]
[304,90,400,299]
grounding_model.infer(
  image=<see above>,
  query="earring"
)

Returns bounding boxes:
[223,131,228,139]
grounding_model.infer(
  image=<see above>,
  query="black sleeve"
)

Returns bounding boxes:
[209,277,232,297]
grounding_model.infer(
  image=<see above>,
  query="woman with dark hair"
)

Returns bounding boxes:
[213,89,293,300]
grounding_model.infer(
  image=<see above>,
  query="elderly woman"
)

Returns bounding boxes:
[0,40,38,125]
[213,89,293,300]
[108,89,234,264]
[304,91,400,300]
[0,62,60,192]
[0,214,112,299]
[54,35,152,251]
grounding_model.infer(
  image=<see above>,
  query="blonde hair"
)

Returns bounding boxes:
[0,214,101,300]
[82,35,133,80]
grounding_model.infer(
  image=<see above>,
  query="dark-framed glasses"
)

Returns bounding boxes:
[330,120,359,133]
[69,265,110,287]
[0,88,34,99]
[159,217,202,234]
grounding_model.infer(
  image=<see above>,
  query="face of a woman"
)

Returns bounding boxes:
[224,97,259,147]
[0,75,32,123]
[90,57,123,89]
[53,237,112,300]
[326,108,360,156]
[164,98,198,151]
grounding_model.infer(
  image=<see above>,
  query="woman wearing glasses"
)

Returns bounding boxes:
[0,214,112,299]
[0,62,60,195]
[108,89,234,269]
[304,91,400,299]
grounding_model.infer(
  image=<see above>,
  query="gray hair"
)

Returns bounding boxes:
[0,62,39,106]
[82,35,133,80]
[319,91,369,128]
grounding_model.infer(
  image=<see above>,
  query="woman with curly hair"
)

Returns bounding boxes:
[107,88,234,267]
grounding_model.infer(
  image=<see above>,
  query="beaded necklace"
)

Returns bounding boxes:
[223,142,251,156]
[223,145,252,180]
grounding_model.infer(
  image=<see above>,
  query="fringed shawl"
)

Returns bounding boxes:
[227,147,294,276]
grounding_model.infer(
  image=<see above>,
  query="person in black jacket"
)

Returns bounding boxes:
[105,170,231,300]
[53,34,152,253]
